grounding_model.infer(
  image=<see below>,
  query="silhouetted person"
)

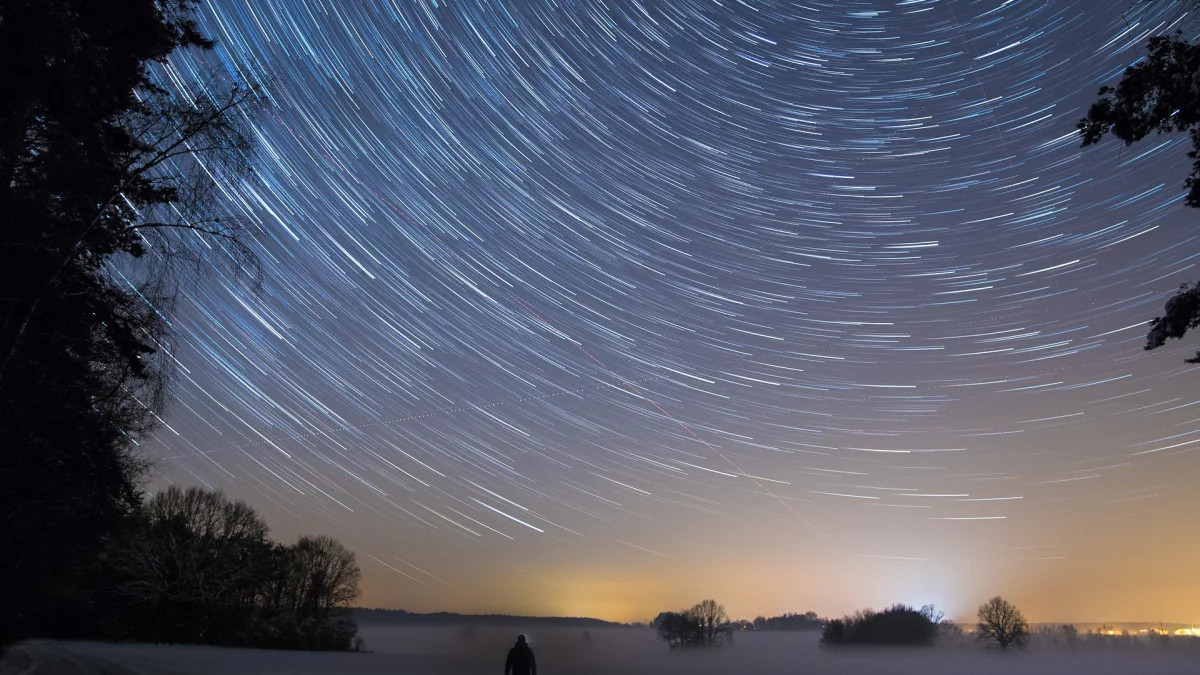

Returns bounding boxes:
[505,634,537,675]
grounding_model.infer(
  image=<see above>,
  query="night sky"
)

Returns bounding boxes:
[151,0,1200,623]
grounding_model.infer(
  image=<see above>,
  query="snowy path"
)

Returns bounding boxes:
[0,641,441,675]
[1,642,141,675]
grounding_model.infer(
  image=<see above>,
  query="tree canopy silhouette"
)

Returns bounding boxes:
[975,596,1028,650]
[820,604,940,647]
[1078,34,1200,362]
[99,486,362,650]
[654,599,732,647]
[0,0,260,644]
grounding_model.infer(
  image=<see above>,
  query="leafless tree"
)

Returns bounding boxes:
[0,81,262,385]
[688,599,732,646]
[920,603,961,639]
[976,596,1029,650]
[102,487,272,641]
[88,484,363,649]
[143,485,269,542]
[654,611,694,647]
[112,488,268,600]
[655,600,732,648]
[282,535,361,619]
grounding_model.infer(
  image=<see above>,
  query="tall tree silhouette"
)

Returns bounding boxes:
[0,0,260,644]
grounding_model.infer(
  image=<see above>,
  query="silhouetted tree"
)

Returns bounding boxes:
[1078,34,1200,362]
[976,596,1029,650]
[690,599,731,646]
[654,611,697,647]
[919,604,944,624]
[0,0,260,645]
[920,603,960,638]
[102,487,273,643]
[275,535,362,650]
[821,618,845,645]
[654,600,731,647]
[821,604,939,646]
[93,486,360,650]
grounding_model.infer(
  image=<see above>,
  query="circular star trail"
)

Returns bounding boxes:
[150,0,1200,619]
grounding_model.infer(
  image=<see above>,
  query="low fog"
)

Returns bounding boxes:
[14,626,1199,675]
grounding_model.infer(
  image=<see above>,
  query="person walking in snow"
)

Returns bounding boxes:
[505,634,537,675]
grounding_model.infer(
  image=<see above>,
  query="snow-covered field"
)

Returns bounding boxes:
[3,626,1198,674]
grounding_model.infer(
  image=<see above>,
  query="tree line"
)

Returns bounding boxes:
[653,596,1031,650]
[752,611,822,631]
[37,486,363,651]
[0,0,264,647]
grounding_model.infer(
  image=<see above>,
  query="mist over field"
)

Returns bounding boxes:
[8,626,1199,675]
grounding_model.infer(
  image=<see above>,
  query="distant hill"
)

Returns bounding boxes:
[353,608,632,628]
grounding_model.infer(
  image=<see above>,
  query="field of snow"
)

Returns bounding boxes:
[3,626,1198,674]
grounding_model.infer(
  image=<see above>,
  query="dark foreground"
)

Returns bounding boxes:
[3,627,1198,674]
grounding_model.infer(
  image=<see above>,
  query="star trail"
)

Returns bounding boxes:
[149,0,1200,621]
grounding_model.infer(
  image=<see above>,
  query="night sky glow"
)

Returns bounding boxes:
[152,0,1200,623]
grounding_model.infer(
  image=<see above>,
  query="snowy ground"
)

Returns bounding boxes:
[3,627,1198,674]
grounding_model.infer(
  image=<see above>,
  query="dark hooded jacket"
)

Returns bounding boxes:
[505,637,537,675]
